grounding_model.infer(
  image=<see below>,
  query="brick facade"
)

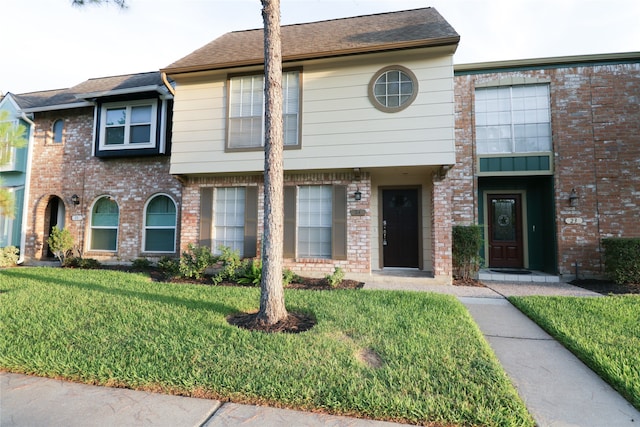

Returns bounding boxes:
[25,107,182,263]
[180,172,371,276]
[453,59,640,279]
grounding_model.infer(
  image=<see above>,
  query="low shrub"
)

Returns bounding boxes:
[237,259,262,286]
[211,245,243,285]
[63,257,101,269]
[47,226,74,265]
[0,246,19,268]
[131,258,152,271]
[325,266,345,288]
[602,238,640,284]
[452,225,483,280]
[179,244,215,280]
[157,256,180,279]
[282,268,299,287]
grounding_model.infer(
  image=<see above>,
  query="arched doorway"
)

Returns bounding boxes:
[44,196,66,258]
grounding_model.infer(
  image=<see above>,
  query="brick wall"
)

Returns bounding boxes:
[180,172,371,276]
[26,107,182,263]
[453,61,640,278]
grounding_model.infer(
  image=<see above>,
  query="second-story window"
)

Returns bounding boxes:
[227,70,300,150]
[99,100,158,150]
[475,84,551,154]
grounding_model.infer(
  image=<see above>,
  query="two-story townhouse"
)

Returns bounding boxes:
[0,94,34,261]
[162,7,460,282]
[14,72,182,263]
[452,52,640,281]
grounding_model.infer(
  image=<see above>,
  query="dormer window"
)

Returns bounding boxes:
[99,100,157,150]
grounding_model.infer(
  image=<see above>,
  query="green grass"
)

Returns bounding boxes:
[510,295,640,410]
[0,267,533,426]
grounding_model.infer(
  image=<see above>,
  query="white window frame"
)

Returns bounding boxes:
[297,185,332,259]
[214,187,246,257]
[475,84,551,155]
[227,70,300,150]
[142,194,177,253]
[99,99,158,151]
[89,196,119,252]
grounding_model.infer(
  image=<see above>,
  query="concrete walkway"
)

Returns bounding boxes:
[2,280,639,426]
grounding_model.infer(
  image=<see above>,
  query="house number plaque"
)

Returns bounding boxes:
[350,209,366,216]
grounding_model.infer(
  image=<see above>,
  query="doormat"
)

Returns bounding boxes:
[490,269,532,275]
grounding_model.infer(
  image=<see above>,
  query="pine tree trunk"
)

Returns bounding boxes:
[258,0,287,324]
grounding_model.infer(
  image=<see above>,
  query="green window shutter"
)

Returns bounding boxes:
[332,185,347,260]
[199,187,213,248]
[244,186,258,258]
[283,186,296,258]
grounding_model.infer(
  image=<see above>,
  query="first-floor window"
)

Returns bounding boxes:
[214,187,245,256]
[297,185,332,258]
[90,196,119,251]
[144,195,176,252]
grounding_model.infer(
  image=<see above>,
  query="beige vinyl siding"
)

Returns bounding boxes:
[170,49,455,175]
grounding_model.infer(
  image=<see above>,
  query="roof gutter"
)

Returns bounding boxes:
[74,85,169,100]
[17,112,35,265]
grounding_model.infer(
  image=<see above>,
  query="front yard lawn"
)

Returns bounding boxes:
[1,267,533,426]
[510,295,640,410]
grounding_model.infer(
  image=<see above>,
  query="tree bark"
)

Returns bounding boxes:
[258,0,287,324]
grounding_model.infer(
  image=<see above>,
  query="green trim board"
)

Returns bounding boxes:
[479,155,552,174]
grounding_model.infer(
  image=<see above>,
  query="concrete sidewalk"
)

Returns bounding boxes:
[461,296,639,427]
[2,280,639,426]
[0,372,404,427]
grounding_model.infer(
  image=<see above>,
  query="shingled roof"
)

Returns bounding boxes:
[163,7,459,74]
[13,72,167,111]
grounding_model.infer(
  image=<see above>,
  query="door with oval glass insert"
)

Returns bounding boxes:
[488,194,523,268]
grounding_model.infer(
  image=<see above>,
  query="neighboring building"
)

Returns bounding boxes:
[453,52,640,279]
[162,8,460,282]
[13,72,181,263]
[0,94,34,260]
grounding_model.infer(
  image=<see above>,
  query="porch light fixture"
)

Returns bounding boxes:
[354,188,362,201]
[71,194,80,205]
[569,188,578,207]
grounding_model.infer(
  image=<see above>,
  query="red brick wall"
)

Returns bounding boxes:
[26,107,182,263]
[180,172,371,276]
[453,61,640,278]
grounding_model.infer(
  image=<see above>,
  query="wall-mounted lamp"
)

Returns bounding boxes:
[354,188,362,201]
[71,194,80,205]
[569,188,578,207]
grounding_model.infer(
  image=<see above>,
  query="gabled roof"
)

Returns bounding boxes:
[12,72,169,112]
[163,7,459,75]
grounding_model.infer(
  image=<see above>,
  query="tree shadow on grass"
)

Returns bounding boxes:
[2,268,238,316]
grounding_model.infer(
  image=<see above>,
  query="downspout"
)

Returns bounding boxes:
[161,72,176,97]
[17,112,35,264]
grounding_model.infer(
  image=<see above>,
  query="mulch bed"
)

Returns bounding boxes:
[569,279,640,295]
[227,311,316,334]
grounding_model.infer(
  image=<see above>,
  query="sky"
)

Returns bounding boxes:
[2,0,639,95]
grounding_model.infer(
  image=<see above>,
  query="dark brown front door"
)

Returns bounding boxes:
[382,189,419,268]
[488,194,523,268]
